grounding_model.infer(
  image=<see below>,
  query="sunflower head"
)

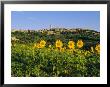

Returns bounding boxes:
[39,40,46,48]
[55,40,63,48]
[77,40,83,48]
[68,41,75,49]
[95,44,100,54]
[36,43,42,48]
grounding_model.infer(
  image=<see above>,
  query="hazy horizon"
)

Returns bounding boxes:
[11,27,99,32]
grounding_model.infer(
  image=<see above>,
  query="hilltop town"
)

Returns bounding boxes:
[12,28,99,35]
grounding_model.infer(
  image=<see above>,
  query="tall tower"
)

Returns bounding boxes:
[50,24,52,30]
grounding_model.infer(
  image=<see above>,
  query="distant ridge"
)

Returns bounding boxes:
[11,28,100,33]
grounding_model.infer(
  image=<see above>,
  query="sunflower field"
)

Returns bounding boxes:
[11,28,100,77]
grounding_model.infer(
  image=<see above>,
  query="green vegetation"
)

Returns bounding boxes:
[11,28,100,77]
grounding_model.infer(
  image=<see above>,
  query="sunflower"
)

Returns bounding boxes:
[55,40,63,48]
[39,40,46,48]
[77,40,83,48]
[36,43,41,48]
[68,41,75,49]
[95,44,100,54]
[60,47,65,52]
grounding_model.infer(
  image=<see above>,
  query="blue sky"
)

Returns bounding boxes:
[11,11,100,32]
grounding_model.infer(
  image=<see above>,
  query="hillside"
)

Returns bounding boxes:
[11,28,100,50]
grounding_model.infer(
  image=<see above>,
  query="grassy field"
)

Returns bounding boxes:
[11,28,100,77]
